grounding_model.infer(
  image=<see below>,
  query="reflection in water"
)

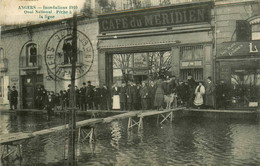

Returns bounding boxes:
[0,114,260,165]
[110,121,122,150]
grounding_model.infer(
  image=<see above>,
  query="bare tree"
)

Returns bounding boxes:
[80,2,93,17]
[98,0,116,13]
[113,53,133,83]
[148,51,173,80]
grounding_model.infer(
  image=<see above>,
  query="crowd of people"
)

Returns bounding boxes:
[8,74,232,112]
[110,74,219,111]
[34,81,110,113]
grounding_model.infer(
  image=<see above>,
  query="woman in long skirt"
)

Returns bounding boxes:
[111,83,120,110]
[194,81,205,108]
[154,79,165,110]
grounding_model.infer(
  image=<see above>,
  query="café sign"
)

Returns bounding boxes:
[98,2,213,33]
[218,41,260,57]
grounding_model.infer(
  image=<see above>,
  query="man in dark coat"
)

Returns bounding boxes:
[119,82,127,111]
[148,81,156,110]
[135,83,141,110]
[93,87,100,110]
[30,45,37,66]
[187,74,197,108]
[177,81,190,107]
[126,81,136,111]
[7,86,12,110]
[216,79,229,109]
[11,86,18,110]
[35,86,42,109]
[205,76,215,109]
[99,84,109,110]
[86,81,94,110]
[62,40,72,64]
[41,87,47,109]
[80,82,87,111]
[75,86,80,108]
[139,81,149,110]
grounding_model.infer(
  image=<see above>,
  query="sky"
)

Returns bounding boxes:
[0,0,86,25]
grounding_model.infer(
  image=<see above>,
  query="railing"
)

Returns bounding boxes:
[20,55,42,69]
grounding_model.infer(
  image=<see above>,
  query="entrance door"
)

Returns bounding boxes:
[22,74,43,109]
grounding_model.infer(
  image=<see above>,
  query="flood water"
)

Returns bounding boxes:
[0,112,260,166]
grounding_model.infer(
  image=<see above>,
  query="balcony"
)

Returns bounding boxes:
[0,58,8,72]
[20,55,42,70]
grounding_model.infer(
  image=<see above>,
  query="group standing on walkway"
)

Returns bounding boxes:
[9,73,233,111]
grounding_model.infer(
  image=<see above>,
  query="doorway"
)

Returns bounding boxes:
[21,74,43,109]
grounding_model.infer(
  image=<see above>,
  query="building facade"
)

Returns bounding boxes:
[215,0,260,108]
[97,1,215,88]
[0,17,99,109]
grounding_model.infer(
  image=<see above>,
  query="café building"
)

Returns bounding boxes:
[97,1,215,87]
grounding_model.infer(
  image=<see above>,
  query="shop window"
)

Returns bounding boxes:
[180,45,203,60]
[180,68,203,81]
[236,20,251,41]
[0,76,3,97]
[230,68,260,107]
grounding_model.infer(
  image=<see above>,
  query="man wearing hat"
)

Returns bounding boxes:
[205,76,215,109]
[11,86,18,110]
[187,73,197,108]
[119,82,127,111]
[86,81,95,110]
[80,82,87,111]
[139,81,149,110]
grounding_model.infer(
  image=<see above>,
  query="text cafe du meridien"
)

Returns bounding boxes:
[98,3,212,32]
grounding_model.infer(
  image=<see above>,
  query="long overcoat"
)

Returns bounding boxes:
[154,81,165,107]
[205,82,215,107]
[119,86,127,103]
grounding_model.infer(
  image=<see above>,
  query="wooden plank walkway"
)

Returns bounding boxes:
[138,108,184,117]
[2,107,257,145]
[5,109,128,114]
[0,111,142,145]
[103,111,141,123]
[0,132,33,145]
[187,108,257,114]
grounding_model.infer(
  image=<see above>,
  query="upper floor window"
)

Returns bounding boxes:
[180,45,203,60]
[26,43,37,66]
[252,22,260,40]
[236,20,251,42]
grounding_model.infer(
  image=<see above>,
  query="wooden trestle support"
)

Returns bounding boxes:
[1,142,22,160]
[77,127,95,144]
[127,110,174,131]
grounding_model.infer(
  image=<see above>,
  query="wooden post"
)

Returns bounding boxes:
[77,128,81,144]
[89,128,94,143]
[138,117,143,131]
[68,12,77,166]
[128,117,132,129]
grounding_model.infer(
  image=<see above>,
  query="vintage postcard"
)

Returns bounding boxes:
[0,0,260,165]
